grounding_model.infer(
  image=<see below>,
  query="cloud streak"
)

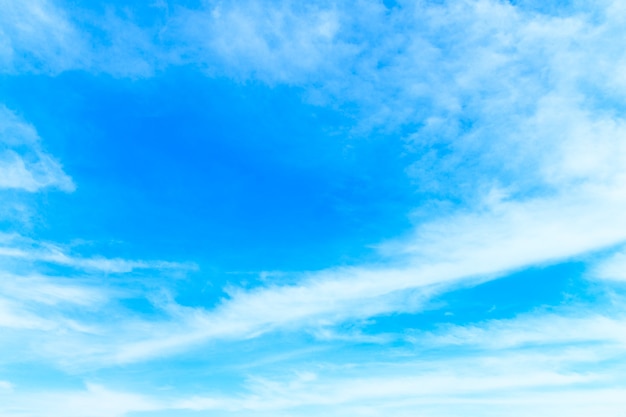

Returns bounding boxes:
[4,306,626,417]
[0,233,196,273]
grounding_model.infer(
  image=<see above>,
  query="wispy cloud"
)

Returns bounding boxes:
[0,233,196,273]
[0,383,162,417]
[590,248,626,282]
[78,181,626,365]
[2,180,625,368]
[172,1,347,83]
[165,0,626,201]
[0,105,74,192]
[0,0,88,74]
[0,0,164,77]
[164,304,626,416]
[4,305,626,417]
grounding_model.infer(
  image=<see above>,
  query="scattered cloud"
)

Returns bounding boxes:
[0,105,74,192]
[2,1,626,416]
[172,1,349,83]
[0,233,196,273]
[5,307,626,416]
[94,179,626,364]
[590,249,626,282]
[0,0,88,74]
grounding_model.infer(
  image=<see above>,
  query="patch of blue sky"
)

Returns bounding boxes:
[364,261,591,334]
[1,70,419,275]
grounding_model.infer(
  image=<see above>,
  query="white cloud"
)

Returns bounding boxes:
[0,150,73,192]
[0,234,196,273]
[89,181,626,364]
[5,306,626,417]
[0,297,57,330]
[0,0,164,77]
[590,249,626,282]
[0,234,198,367]
[416,311,626,350]
[1,181,619,368]
[0,0,88,74]
[163,307,626,416]
[0,269,116,334]
[173,1,348,84]
[0,106,74,192]
[163,0,626,201]
[0,384,162,417]
[0,273,109,308]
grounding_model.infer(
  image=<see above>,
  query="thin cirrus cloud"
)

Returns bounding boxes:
[1,0,626,416]
[3,309,626,417]
[64,184,626,366]
[5,182,625,370]
[0,0,94,75]
[0,106,74,192]
[590,249,626,282]
[0,233,196,273]
[0,0,162,77]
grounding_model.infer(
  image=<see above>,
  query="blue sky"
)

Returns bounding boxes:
[2,0,626,416]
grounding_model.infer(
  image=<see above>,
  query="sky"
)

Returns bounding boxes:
[1,0,626,416]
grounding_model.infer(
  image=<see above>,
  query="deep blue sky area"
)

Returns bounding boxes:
[1,70,418,272]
